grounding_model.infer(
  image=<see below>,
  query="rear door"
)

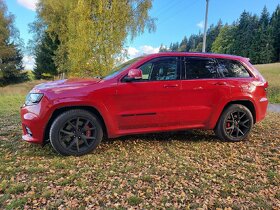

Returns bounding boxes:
[115,56,182,131]
[180,56,231,126]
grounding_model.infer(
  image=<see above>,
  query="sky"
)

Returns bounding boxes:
[4,0,280,70]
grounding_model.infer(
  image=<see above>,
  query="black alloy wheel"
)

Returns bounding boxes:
[50,109,103,156]
[59,117,97,153]
[215,104,253,142]
[224,110,251,138]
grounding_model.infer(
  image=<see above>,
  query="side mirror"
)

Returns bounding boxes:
[124,69,142,82]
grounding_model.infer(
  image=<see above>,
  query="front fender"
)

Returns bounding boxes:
[45,98,117,139]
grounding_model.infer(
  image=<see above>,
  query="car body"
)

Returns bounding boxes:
[20,52,268,155]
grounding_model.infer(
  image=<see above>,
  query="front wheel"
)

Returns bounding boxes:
[215,104,253,142]
[49,109,103,156]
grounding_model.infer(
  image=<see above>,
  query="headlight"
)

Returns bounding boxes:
[25,93,44,106]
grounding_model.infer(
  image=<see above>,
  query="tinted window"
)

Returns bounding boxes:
[184,57,219,79]
[217,59,251,78]
[139,57,179,81]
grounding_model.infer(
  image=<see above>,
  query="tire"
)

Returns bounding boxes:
[49,109,103,156]
[214,104,253,142]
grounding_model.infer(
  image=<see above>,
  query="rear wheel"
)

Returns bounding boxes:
[215,104,253,142]
[49,109,103,156]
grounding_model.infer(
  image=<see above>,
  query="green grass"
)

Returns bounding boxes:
[127,196,143,206]
[0,80,46,115]
[255,62,280,103]
[0,67,280,209]
[6,198,28,210]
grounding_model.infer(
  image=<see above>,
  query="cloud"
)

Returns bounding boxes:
[197,20,204,29]
[17,0,38,11]
[22,46,159,69]
[126,47,140,58]
[22,55,35,70]
[126,45,160,59]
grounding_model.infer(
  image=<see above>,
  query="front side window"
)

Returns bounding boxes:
[184,57,219,79]
[104,56,144,80]
[138,57,179,81]
[217,59,251,78]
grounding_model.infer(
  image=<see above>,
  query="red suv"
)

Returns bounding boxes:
[21,53,268,156]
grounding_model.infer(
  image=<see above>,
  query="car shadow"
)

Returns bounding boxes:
[12,129,221,158]
[102,129,220,144]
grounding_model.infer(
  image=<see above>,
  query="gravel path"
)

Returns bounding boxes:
[268,103,280,113]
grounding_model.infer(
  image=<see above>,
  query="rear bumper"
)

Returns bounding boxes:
[255,97,268,122]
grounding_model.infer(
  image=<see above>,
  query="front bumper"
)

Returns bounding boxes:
[20,100,50,144]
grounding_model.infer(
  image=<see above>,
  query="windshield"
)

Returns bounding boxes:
[103,56,144,80]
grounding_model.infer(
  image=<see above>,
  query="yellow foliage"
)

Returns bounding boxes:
[37,0,155,77]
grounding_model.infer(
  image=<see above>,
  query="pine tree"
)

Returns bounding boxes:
[187,36,195,52]
[188,34,203,52]
[159,44,168,52]
[178,36,188,52]
[231,11,259,61]
[270,4,280,62]
[0,0,27,85]
[34,33,59,79]
[254,6,274,64]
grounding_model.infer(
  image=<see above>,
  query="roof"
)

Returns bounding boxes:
[145,52,249,62]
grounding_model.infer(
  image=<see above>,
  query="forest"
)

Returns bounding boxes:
[160,6,280,65]
[0,1,279,85]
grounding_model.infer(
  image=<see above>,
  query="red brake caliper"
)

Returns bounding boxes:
[85,125,91,137]
[227,122,230,128]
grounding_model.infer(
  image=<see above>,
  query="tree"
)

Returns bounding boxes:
[35,0,155,77]
[271,4,280,62]
[159,44,168,52]
[231,11,259,62]
[253,6,274,64]
[188,34,203,52]
[193,42,203,52]
[211,24,236,54]
[206,20,222,52]
[33,33,59,79]
[178,36,187,52]
[162,5,279,64]
[0,0,27,86]
[169,42,179,52]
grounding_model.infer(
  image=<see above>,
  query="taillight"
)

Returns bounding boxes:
[264,81,268,91]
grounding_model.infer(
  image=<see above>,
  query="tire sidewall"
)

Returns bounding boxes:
[218,104,253,142]
[49,110,103,156]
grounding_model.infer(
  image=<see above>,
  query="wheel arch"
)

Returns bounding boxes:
[216,100,256,129]
[43,106,108,145]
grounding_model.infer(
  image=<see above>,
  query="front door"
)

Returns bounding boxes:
[115,56,182,132]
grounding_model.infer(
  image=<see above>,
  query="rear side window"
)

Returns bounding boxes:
[184,57,219,79]
[217,59,251,78]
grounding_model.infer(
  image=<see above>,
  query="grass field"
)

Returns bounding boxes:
[255,62,280,103]
[0,65,279,209]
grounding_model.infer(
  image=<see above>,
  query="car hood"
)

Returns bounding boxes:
[33,78,102,92]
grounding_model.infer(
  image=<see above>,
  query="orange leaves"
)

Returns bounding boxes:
[1,110,280,208]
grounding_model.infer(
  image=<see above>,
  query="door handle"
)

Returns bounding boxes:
[163,84,179,88]
[214,81,227,86]
[193,86,203,90]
